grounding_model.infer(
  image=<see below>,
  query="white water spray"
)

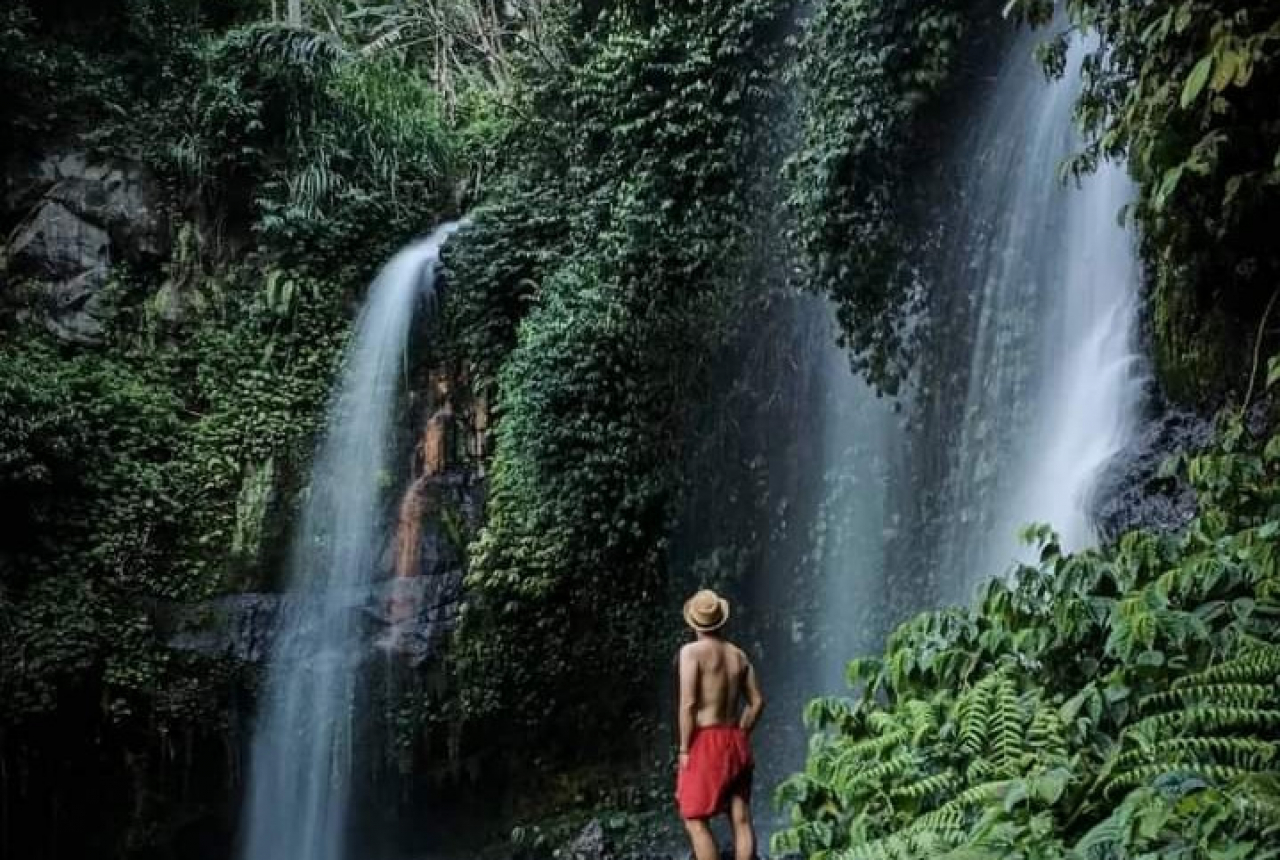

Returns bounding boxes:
[930,38,1145,597]
[238,223,459,860]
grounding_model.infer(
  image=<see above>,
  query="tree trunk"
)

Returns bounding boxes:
[287,0,302,25]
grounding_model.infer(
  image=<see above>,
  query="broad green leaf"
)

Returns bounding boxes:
[1154,164,1185,210]
[1266,355,1280,390]
[1181,55,1213,108]
[1211,50,1240,93]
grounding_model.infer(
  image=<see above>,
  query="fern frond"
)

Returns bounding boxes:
[253,25,346,73]
[955,673,998,758]
[991,678,1025,775]
[842,728,911,762]
[1125,706,1280,739]
[906,802,971,835]
[931,779,1014,816]
[1112,736,1278,773]
[1101,763,1255,798]
[838,826,963,860]
[964,757,997,783]
[1172,649,1280,688]
[1026,700,1069,764]
[890,769,959,803]
[1140,682,1277,714]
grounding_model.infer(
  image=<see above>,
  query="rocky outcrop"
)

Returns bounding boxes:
[3,149,169,343]
[1094,403,1215,541]
[165,365,484,670]
[545,820,748,860]
[165,593,285,664]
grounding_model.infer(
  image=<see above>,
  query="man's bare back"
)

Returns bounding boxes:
[679,638,762,730]
[676,589,765,860]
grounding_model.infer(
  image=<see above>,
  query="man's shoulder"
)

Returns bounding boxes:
[724,639,752,665]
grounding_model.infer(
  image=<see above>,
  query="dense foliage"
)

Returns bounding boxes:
[6,0,1280,856]
[775,411,1280,858]
[785,0,999,393]
[1011,0,1280,403]
[445,0,792,762]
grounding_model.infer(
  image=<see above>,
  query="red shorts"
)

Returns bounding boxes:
[676,725,753,819]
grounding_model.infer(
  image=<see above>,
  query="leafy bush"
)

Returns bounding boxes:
[0,2,496,853]
[166,24,464,271]
[775,415,1280,859]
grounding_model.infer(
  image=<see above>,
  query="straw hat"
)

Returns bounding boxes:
[683,588,730,633]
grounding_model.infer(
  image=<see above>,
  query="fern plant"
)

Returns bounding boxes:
[776,414,1280,859]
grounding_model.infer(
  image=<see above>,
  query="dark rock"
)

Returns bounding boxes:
[43,263,112,343]
[164,593,286,664]
[1094,403,1215,541]
[370,569,463,666]
[7,198,109,278]
[3,148,170,343]
[565,820,609,860]
[45,160,168,261]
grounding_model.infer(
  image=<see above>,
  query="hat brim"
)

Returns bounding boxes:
[683,595,730,632]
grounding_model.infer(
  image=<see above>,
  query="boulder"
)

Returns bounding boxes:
[7,198,110,280]
[44,264,112,344]
[46,159,168,260]
[3,148,169,344]
[564,820,609,860]
[1094,403,1214,540]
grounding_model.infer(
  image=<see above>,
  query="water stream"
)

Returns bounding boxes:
[237,224,458,860]
[760,29,1147,828]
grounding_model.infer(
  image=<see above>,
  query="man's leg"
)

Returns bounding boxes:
[683,817,718,860]
[729,792,756,860]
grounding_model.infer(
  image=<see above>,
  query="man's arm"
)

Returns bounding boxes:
[678,646,699,763]
[739,660,765,733]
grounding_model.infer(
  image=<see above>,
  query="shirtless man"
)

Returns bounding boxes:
[676,589,766,860]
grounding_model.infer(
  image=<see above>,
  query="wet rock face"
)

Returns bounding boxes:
[1094,402,1215,541]
[3,149,169,343]
[165,594,286,664]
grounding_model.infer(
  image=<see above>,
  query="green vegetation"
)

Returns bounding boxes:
[0,0,494,852]
[786,0,995,393]
[775,411,1280,858]
[5,0,1280,857]
[447,0,791,759]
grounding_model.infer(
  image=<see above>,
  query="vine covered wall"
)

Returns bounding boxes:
[445,0,793,768]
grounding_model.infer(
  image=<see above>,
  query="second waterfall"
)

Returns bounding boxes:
[896,34,1147,605]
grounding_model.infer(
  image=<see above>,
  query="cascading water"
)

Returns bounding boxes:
[915,35,1146,602]
[238,223,458,860]
[809,312,897,690]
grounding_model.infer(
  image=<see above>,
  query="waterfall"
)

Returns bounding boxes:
[238,223,458,860]
[810,310,898,689]
[916,35,1145,602]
